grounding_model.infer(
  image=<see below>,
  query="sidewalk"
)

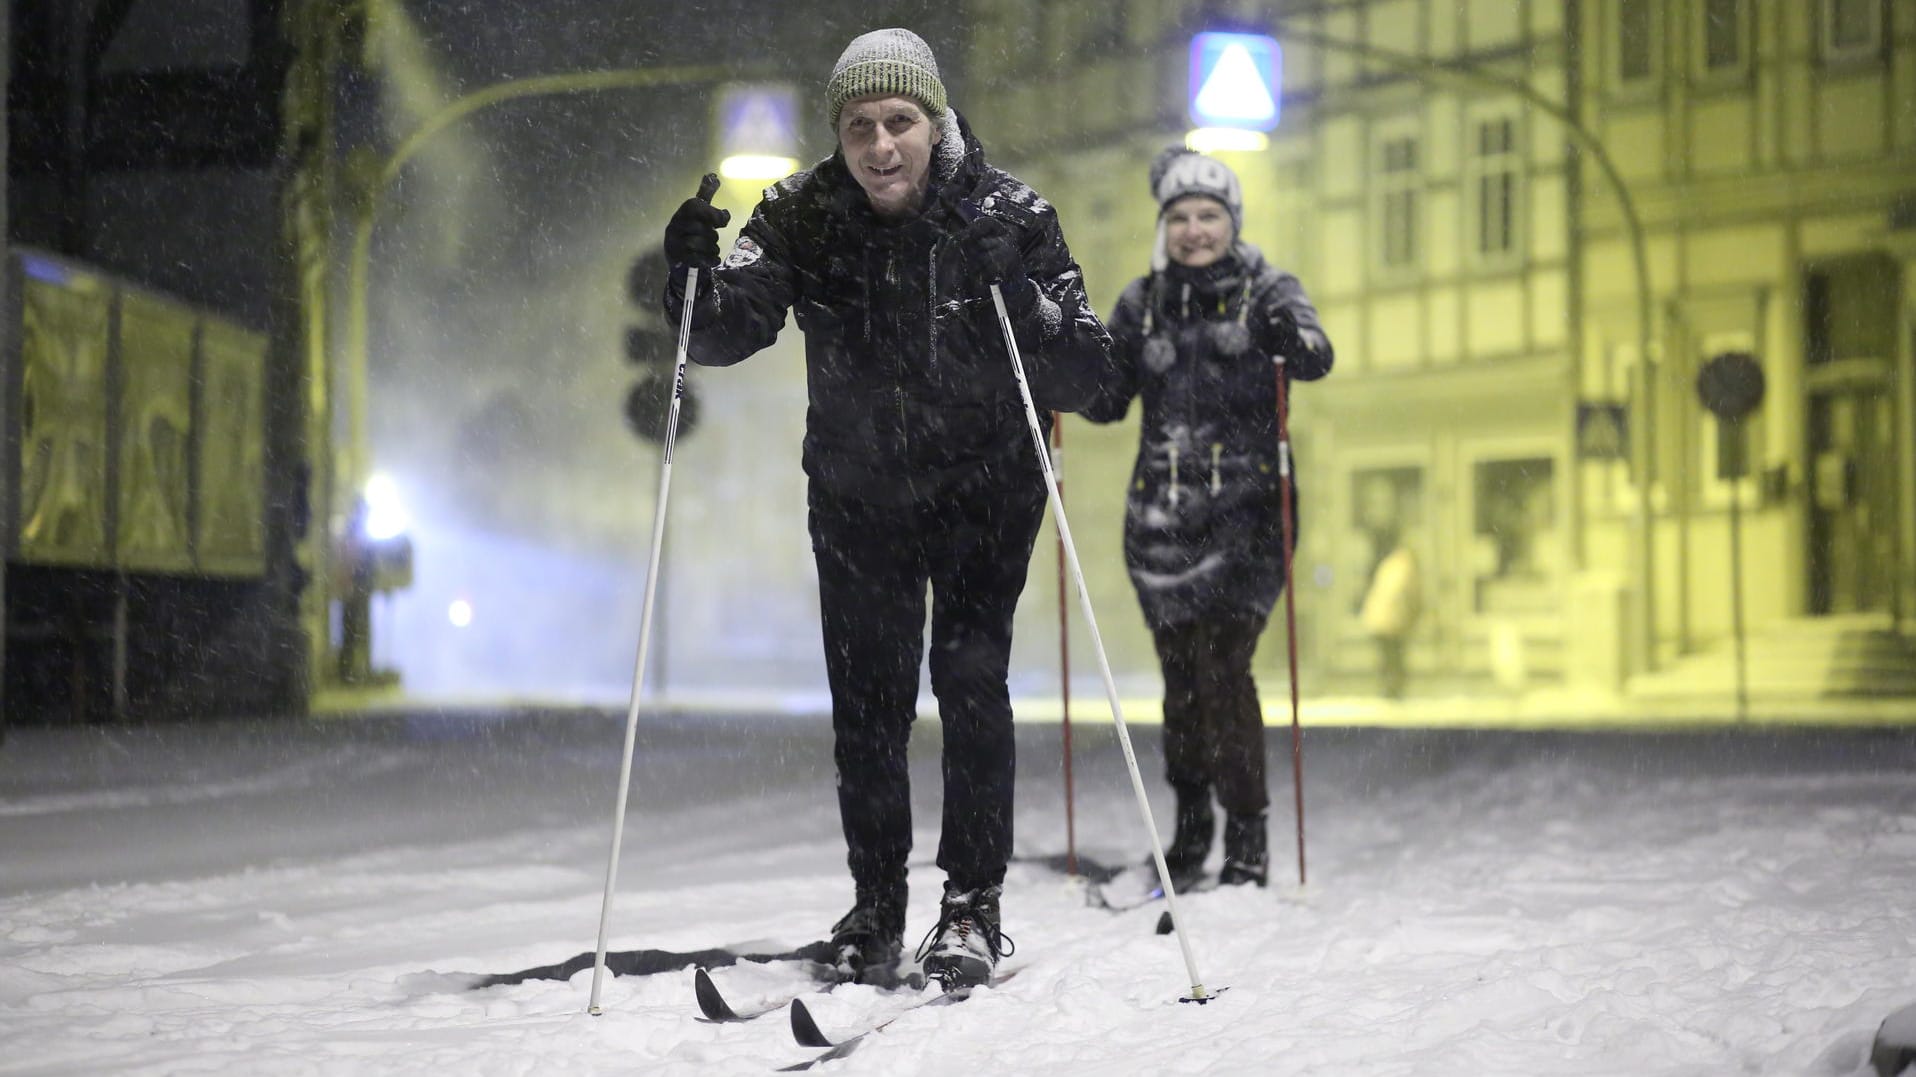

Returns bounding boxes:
[315,682,1916,731]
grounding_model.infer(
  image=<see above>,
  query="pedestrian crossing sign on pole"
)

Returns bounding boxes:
[1188,32,1282,131]
[717,83,801,181]
[1577,401,1630,461]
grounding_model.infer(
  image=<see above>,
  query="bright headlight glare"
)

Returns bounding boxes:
[362,473,409,541]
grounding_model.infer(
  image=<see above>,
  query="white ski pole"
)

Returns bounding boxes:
[588,171,720,1016]
[986,280,1214,1004]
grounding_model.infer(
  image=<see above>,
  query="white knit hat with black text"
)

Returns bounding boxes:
[1149,145,1244,271]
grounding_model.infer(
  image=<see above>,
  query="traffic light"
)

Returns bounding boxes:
[623,248,701,444]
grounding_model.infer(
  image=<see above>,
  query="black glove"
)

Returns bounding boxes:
[957,215,1036,313]
[662,197,732,269]
[1255,306,1307,360]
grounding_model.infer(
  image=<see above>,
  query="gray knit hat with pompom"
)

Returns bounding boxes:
[827,28,948,129]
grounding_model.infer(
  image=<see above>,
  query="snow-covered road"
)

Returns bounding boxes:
[3,712,1913,1075]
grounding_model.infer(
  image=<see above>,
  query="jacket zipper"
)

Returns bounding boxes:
[926,243,939,373]
[886,246,908,461]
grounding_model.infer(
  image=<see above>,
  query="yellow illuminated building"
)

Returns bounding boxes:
[964,0,1916,704]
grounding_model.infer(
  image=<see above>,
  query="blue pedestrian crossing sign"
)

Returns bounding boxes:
[718,83,799,160]
[1188,32,1282,131]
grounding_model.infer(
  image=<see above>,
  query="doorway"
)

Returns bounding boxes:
[1802,255,1902,615]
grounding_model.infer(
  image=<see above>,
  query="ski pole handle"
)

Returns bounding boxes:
[676,171,722,316]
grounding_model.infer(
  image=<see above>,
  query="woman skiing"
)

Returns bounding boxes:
[1083,147,1333,890]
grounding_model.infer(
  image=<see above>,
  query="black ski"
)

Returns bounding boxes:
[694,967,827,1024]
[697,953,922,1024]
[778,988,979,1071]
[777,971,1018,1070]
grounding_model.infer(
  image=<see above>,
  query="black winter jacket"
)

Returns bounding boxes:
[665,111,1113,506]
[1082,244,1333,630]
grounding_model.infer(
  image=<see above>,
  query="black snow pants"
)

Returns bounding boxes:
[1151,613,1271,817]
[808,472,1047,896]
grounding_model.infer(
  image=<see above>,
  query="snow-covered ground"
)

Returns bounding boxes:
[3,711,1913,1076]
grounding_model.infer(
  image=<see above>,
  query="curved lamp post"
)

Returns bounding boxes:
[340,64,736,517]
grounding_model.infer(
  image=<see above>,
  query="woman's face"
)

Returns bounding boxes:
[1163,196,1234,267]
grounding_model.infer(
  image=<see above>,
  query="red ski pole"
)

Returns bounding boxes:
[1274,355,1307,887]
[1051,412,1077,876]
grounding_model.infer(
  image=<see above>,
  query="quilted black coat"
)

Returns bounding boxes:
[1082,244,1333,630]
[665,111,1113,507]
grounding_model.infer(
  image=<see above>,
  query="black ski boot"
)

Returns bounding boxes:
[829,880,906,983]
[1161,786,1216,892]
[1219,811,1269,887]
[916,882,1014,992]
[1094,788,1213,908]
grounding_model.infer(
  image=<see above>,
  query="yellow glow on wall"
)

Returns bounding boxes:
[719,154,800,181]
[1185,127,1270,153]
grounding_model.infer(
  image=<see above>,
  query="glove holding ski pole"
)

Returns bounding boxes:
[956,209,1037,316]
[1254,306,1307,363]
[663,176,730,274]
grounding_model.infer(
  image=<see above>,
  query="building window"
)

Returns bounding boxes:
[1699,0,1747,75]
[1468,112,1521,264]
[1613,0,1658,87]
[1822,0,1882,62]
[1375,133,1421,272]
[1271,156,1314,275]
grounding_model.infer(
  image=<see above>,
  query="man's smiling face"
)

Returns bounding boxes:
[836,95,937,218]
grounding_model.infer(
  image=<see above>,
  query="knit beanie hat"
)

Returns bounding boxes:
[827,28,948,129]
[1149,146,1244,271]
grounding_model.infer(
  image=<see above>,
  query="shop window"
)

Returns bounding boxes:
[1472,457,1558,614]
[1352,465,1425,590]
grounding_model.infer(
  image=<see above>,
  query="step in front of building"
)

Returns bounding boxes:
[1629,620,1916,701]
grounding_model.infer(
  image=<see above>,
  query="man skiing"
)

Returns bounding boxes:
[660,27,1113,990]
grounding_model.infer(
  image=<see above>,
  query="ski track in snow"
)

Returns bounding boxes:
[1,716,1912,1075]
